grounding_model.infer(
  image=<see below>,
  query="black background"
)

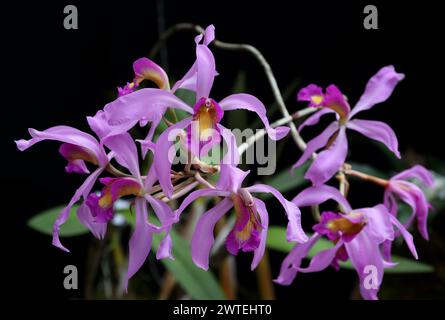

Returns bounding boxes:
[2,0,444,300]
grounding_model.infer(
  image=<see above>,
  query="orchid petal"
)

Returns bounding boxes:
[305,126,348,185]
[76,202,107,240]
[133,57,170,90]
[104,88,193,126]
[15,125,108,166]
[347,119,400,158]
[345,230,384,300]
[251,198,269,270]
[392,165,434,187]
[297,240,343,273]
[388,214,418,259]
[175,188,230,217]
[292,121,339,170]
[359,205,394,244]
[349,65,405,118]
[275,234,321,285]
[216,164,249,194]
[196,45,216,99]
[125,198,153,290]
[298,108,334,131]
[191,198,233,270]
[103,133,141,181]
[245,184,307,243]
[217,124,240,166]
[52,167,104,252]
[389,181,430,240]
[154,117,192,198]
[219,93,289,141]
[292,185,352,212]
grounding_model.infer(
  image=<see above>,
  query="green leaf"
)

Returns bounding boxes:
[28,205,88,237]
[120,210,226,299]
[266,226,434,273]
[175,89,196,107]
[261,163,309,199]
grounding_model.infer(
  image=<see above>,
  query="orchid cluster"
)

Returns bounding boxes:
[16,24,434,300]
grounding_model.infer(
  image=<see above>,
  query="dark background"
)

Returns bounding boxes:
[2,0,444,299]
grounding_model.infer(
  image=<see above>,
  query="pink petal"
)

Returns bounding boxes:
[175,188,230,217]
[251,198,269,270]
[196,45,217,99]
[103,133,141,181]
[350,65,405,118]
[298,108,335,131]
[191,198,233,270]
[345,230,384,300]
[219,93,289,141]
[245,184,307,243]
[76,202,107,239]
[154,117,192,198]
[392,165,434,187]
[104,88,193,127]
[52,167,104,252]
[297,240,343,273]
[305,126,348,185]
[274,234,321,285]
[133,57,170,90]
[292,121,339,170]
[347,119,400,158]
[125,198,153,290]
[15,125,108,166]
[388,214,418,259]
[292,185,352,212]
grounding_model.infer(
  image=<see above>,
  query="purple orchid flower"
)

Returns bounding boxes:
[293,66,405,186]
[275,184,418,300]
[173,141,307,271]
[15,125,111,251]
[381,165,434,261]
[102,25,290,197]
[85,132,177,288]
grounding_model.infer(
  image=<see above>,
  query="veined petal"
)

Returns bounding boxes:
[52,167,104,252]
[219,93,289,141]
[392,165,434,187]
[298,108,335,131]
[175,188,230,217]
[347,119,400,158]
[305,126,348,185]
[345,230,384,300]
[349,65,405,118]
[196,45,217,99]
[292,185,352,212]
[104,88,193,126]
[275,234,321,285]
[103,133,141,181]
[15,125,108,167]
[154,117,192,198]
[245,184,307,243]
[292,121,339,170]
[251,198,269,270]
[125,198,153,290]
[133,57,170,90]
[191,198,233,270]
[76,202,107,240]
